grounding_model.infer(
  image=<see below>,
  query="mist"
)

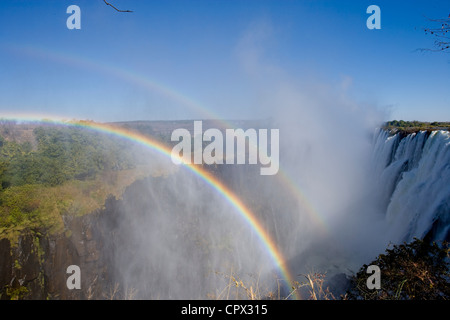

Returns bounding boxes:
[109,167,283,299]
[232,19,390,271]
[1,1,448,303]
[105,19,396,299]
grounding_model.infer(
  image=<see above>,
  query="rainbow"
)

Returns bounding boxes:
[3,43,329,297]
[0,115,301,299]
[6,43,327,234]
[277,170,328,234]
[6,44,217,120]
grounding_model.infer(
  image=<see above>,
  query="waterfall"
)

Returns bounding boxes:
[372,129,450,243]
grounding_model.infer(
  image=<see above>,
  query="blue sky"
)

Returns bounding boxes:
[0,0,449,122]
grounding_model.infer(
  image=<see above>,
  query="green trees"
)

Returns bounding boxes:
[0,126,134,188]
[383,120,450,136]
[384,120,450,131]
[0,124,141,240]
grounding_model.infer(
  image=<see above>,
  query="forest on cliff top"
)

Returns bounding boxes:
[0,120,448,300]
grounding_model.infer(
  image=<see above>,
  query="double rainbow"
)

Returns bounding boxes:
[0,115,301,299]
[2,43,330,299]
[6,42,327,233]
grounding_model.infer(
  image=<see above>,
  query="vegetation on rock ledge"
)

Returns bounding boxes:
[346,238,450,300]
[383,120,450,133]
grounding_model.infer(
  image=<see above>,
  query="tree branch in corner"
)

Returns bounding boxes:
[103,0,133,13]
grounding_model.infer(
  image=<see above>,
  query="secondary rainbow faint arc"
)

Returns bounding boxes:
[8,44,215,120]
[7,43,328,233]
[0,115,301,299]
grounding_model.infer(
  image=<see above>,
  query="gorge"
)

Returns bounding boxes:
[0,124,448,300]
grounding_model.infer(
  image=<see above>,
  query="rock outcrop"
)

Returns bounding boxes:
[0,196,122,300]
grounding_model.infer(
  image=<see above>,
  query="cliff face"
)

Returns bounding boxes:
[0,172,220,300]
[0,172,255,300]
[0,196,122,300]
[1,128,448,300]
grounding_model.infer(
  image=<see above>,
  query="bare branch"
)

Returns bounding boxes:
[103,0,133,13]
[420,15,450,53]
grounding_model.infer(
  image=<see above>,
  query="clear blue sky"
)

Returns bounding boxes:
[0,0,449,122]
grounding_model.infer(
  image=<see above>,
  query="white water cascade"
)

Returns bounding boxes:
[371,129,450,244]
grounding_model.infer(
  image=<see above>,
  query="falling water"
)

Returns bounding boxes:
[371,129,450,243]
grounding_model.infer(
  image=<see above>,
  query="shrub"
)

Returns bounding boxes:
[346,238,449,300]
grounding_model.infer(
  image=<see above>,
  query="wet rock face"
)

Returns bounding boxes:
[0,200,121,300]
[0,235,47,300]
[0,238,13,297]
